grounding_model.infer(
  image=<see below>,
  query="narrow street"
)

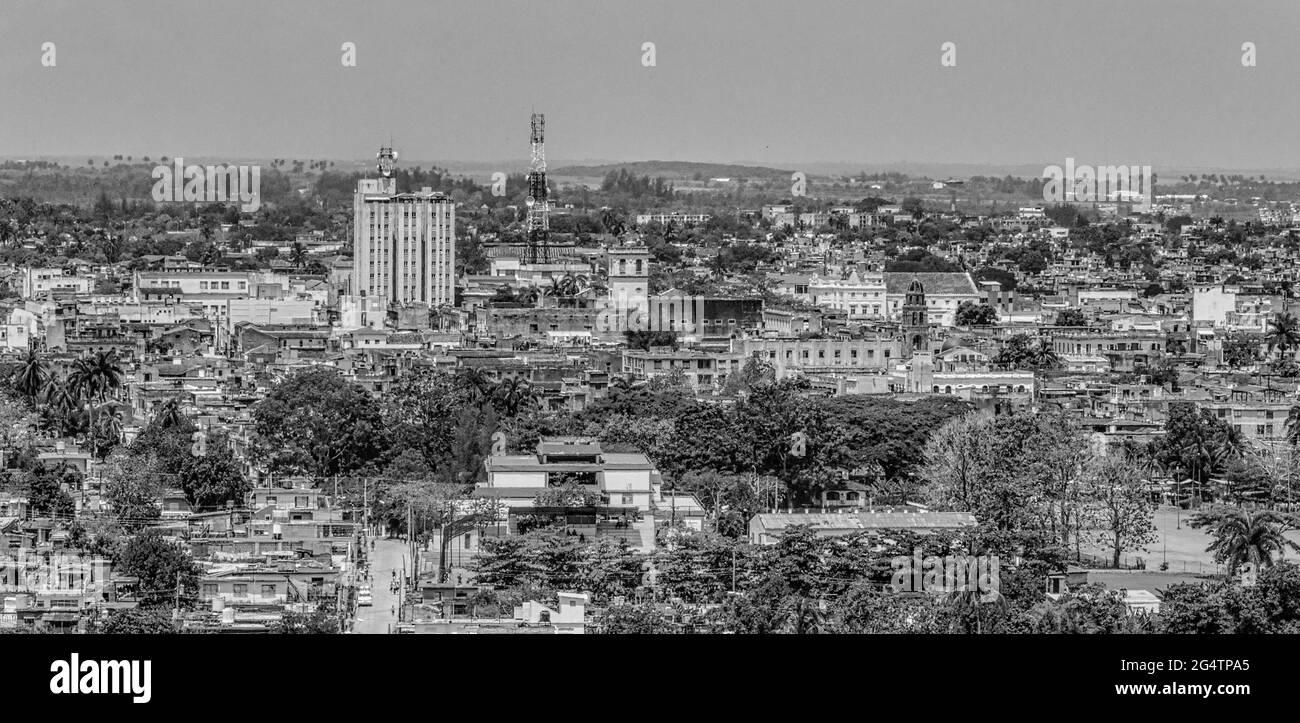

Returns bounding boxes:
[352,538,408,634]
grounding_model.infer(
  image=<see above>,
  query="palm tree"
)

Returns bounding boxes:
[289,242,308,270]
[153,397,187,428]
[1265,312,1300,360]
[42,379,82,437]
[68,350,124,456]
[608,375,633,398]
[553,274,578,297]
[457,367,494,401]
[13,349,49,400]
[68,350,124,406]
[1191,508,1300,575]
[515,286,540,306]
[600,208,627,237]
[1286,405,1300,446]
[1028,339,1061,369]
[93,403,126,460]
[493,376,537,417]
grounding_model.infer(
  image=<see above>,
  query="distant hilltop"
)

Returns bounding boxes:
[549,160,793,180]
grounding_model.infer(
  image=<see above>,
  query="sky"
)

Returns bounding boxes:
[1,0,1298,172]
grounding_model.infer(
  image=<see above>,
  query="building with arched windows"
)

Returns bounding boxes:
[606,246,650,317]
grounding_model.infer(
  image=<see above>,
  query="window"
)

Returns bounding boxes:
[202,584,217,595]
[261,584,277,596]
[220,281,230,290]
[622,493,633,504]
[234,584,248,596]
[463,533,472,549]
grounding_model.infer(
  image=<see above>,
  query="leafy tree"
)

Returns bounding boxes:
[593,603,677,634]
[178,433,249,511]
[99,607,174,634]
[252,368,384,478]
[26,463,78,519]
[1154,402,1242,486]
[1025,584,1141,633]
[102,452,163,531]
[1054,308,1087,327]
[1083,457,1158,567]
[533,482,604,508]
[1223,335,1262,369]
[676,470,763,537]
[273,607,341,634]
[129,416,196,476]
[383,367,484,471]
[115,531,201,608]
[954,302,999,326]
[1134,359,1180,391]
[826,580,946,633]
[653,532,747,603]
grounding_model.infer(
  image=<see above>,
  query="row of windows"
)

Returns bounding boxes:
[198,280,245,291]
[933,384,1029,394]
[765,348,890,360]
[1216,408,1281,420]
[614,259,645,274]
[1059,342,1161,352]
[204,583,278,596]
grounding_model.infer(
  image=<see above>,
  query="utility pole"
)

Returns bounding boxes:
[406,499,416,610]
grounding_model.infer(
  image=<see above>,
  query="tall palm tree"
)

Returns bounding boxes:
[13,348,49,400]
[154,396,187,429]
[600,208,627,237]
[553,274,578,297]
[93,403,126,460]
[1265,312,1300,360]
[289,242,308,270]
[68,350,125,406]
[1028,339,1062,369]
[608,375,633,398]
[493,376,537,417]
[1192,508,1300,575]
[1285,405,1300,446]
[457,367,494,401]
[42,379,83,437]
[68,350,124,458]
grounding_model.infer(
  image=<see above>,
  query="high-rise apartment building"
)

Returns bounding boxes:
[353,147,456,306]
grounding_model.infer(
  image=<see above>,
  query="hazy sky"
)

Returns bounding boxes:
[2,0,1298,171]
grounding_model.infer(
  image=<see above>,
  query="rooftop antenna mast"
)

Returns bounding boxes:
[526,113,549,264]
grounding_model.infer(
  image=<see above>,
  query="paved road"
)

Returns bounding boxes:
[352,538,408,634]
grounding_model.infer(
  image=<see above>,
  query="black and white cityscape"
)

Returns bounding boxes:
[1,1,1299,665]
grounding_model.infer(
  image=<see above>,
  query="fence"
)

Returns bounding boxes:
[1070,550,1226,575]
